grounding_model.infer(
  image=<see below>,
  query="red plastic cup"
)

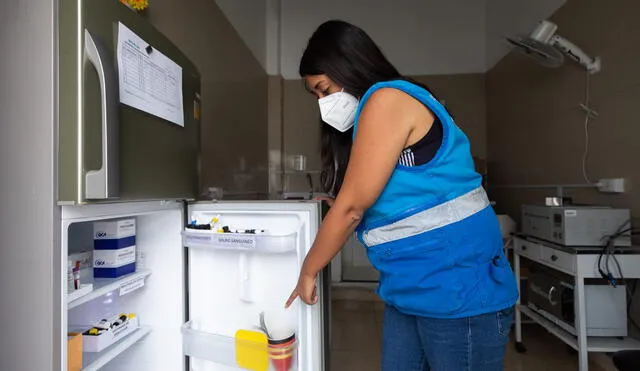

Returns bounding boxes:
[268,333,296,371]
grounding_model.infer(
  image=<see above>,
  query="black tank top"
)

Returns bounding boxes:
[398,117,443,167]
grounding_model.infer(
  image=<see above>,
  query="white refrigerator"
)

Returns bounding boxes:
[62,200,328,371]
[0,0,329,370]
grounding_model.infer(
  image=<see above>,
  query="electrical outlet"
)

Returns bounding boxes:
[597,178,626,193]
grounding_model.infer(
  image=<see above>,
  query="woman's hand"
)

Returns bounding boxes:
[314,196,335,207]
[285,273,318,308]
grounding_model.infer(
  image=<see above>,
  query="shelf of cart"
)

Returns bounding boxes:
[182,229,298,254]
[520,306,640,352]
[181,321,298,371]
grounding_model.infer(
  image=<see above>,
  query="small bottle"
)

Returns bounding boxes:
[72,261,81,290]
[67,261,75,293]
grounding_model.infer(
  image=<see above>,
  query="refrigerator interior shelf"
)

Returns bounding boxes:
[183,230,298,254]
[67,284,94,303]
[82,326,152,371]
[68,270,152,310]
[181,321,298,370]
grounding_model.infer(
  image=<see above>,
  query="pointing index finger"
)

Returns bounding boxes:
[285,290,298,308]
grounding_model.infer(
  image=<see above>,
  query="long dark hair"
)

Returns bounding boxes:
[299,20,445,195]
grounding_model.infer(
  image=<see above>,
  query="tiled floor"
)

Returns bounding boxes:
[329,296,609,371]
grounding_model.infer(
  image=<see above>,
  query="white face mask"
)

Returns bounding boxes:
[318,90,359,132]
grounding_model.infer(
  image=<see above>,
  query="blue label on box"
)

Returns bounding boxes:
[94,235,136,250]
[94,263,136,278]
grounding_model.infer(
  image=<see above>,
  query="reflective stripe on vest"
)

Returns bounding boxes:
[362,187,490,247]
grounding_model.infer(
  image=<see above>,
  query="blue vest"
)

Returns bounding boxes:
[352,80,518,318]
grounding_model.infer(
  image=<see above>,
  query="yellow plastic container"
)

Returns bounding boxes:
[235,329,269,371]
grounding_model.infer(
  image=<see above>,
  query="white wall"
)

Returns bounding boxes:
[280,0,487,79]
[216,0,568,77]
[215,0,268,71]
[265,0,281,75]
[485,0,567,70]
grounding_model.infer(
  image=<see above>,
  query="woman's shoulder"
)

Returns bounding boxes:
[356,84,432,135]
[366,79,425,95]
[362,81,426,113]
[361,80,429,108]
[366,86,410,104]
[369,79,419,89]
[353,80,431,137]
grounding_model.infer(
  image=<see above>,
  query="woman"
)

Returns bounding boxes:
[285,20,518,370]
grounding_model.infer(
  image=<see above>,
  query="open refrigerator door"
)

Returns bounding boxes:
[183,201,325,371]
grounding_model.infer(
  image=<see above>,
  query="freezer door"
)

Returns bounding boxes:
[58,0,201,203]
[183,201,326,371]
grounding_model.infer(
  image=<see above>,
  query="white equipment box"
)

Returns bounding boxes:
[522,205,631,246]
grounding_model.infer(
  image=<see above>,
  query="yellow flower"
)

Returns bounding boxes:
[123,0,149,11]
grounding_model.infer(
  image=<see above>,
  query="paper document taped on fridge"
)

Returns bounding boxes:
[117,22,184,126]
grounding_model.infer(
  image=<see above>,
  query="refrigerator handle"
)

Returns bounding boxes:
[83,29,119,200]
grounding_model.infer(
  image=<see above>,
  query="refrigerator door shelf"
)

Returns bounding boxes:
[182,321,298,371]
[183,230,298,254]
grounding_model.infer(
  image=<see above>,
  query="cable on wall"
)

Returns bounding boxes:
[579,70,599,184]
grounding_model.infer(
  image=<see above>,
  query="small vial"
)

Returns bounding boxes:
[67,261,75,293]
[72,261,81,290]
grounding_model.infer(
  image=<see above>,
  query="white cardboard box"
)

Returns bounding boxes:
[93,218,136,239]
[93,245,136,268]
[83,316,140,353]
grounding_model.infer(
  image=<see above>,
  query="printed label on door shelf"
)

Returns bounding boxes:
[185,234,213,244]
[119,277,145,296]
[215,235,256,250]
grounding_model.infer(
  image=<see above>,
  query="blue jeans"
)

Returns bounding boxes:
[382,305,514,371]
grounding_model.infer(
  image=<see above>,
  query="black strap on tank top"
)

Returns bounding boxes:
[398,117,443,167]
